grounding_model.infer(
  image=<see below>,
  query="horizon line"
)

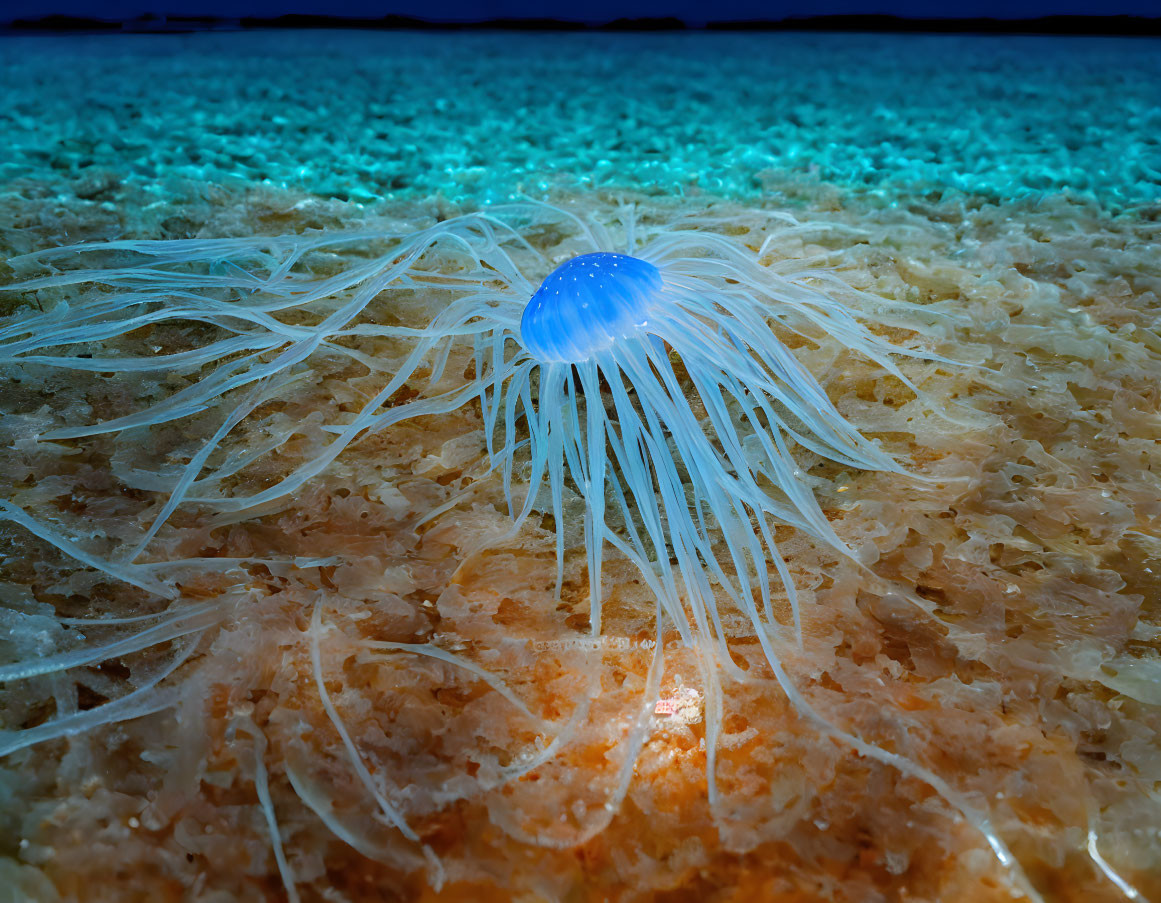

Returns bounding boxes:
[3,12,1160,37]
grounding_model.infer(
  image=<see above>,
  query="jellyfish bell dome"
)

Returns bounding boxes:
[519,252,664,363]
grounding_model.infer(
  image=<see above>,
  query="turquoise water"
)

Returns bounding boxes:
[1,30,1159,209]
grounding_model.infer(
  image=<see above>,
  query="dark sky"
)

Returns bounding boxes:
[6,0,1161,22]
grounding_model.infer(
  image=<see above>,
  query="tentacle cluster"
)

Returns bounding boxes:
[0,201,1037,897]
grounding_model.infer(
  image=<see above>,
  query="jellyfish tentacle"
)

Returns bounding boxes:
[576,360,610,636]
[307,599,444,883]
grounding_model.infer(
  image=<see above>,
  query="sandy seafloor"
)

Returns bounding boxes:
[1,29,1161,903]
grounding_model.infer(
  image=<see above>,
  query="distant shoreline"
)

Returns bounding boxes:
[3,12,1160,38]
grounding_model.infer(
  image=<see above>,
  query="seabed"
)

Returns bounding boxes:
[0,29,1159,903]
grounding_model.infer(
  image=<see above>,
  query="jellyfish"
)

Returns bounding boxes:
[0,201,1037,898]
